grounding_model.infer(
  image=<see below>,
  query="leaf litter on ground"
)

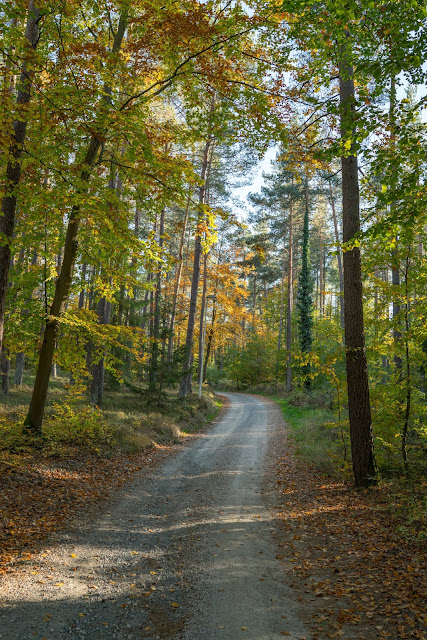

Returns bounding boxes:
[272,429,426,640]
[0,444,174,572]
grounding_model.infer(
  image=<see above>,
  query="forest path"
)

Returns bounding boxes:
[0,393,309,640]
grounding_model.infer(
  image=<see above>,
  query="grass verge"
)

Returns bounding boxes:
[273,394,349,476]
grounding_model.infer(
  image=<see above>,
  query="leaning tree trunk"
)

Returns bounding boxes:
[24,12,128,434]
[339,36,376,487]
[0,2,43,355]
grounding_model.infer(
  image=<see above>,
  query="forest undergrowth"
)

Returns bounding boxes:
[270,388,427,547]
[0,380,221,572]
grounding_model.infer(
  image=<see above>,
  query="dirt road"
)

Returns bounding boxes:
[0,393,309,640]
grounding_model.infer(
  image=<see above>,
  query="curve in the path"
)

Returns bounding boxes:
[0,393,309,640]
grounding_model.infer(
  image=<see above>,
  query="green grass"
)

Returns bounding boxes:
[274,395,350,476]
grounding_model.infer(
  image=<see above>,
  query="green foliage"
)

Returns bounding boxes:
[225,332,277,387]
[297,194,314,388]
[275,395,349,476]
[45,403,113,452]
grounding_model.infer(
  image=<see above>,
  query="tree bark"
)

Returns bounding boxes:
[0,2,43,354]
[1,349,10,395]
[24,12,128,433]
[149,207,165,390]
[90,296,111,406]
[319,225,324,317]
[197,252,208,386]
[179,94,216,397]
[277,249,286,378]
[389,77,403,374]
[339,40,376,487]
[286,194,294,393]
[78,262,87,309]
[329,180,344,329]
[203,306,216,382]
[14,351,25,386]
[167,194,191,364]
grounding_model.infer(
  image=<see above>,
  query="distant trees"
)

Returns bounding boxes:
[0,0,426,486]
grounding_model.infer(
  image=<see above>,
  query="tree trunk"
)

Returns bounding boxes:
[14,351,25,386]
[297,177,313,390]
[1,349,10,395]
[149,207,165,390]
[286,193,294,393]
[319,226,324,317]
[0,1,43,354]
[329,181,344,329]
[203,307,216,382]
[167,193,191,364]
[179,94,216,398]
[90,296,111,406]
[78,262,87,309]
[339,40,376,487]
[277,248,286,378]
[389,77,403,375]
[24,137,102,432]
[23,11,128,433]
[197,252,208,387]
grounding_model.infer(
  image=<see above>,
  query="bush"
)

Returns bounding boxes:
[44,403,114,452]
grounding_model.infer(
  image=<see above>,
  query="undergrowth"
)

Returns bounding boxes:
[0,375,221,457]
[274,389,426,541]
[274,394,349,476]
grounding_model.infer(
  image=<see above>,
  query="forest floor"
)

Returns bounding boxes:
[0,379,221,572]
[271,428,426,640]
[0,392,425,640]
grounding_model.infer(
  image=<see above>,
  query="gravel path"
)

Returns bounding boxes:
[0,393,309,640]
